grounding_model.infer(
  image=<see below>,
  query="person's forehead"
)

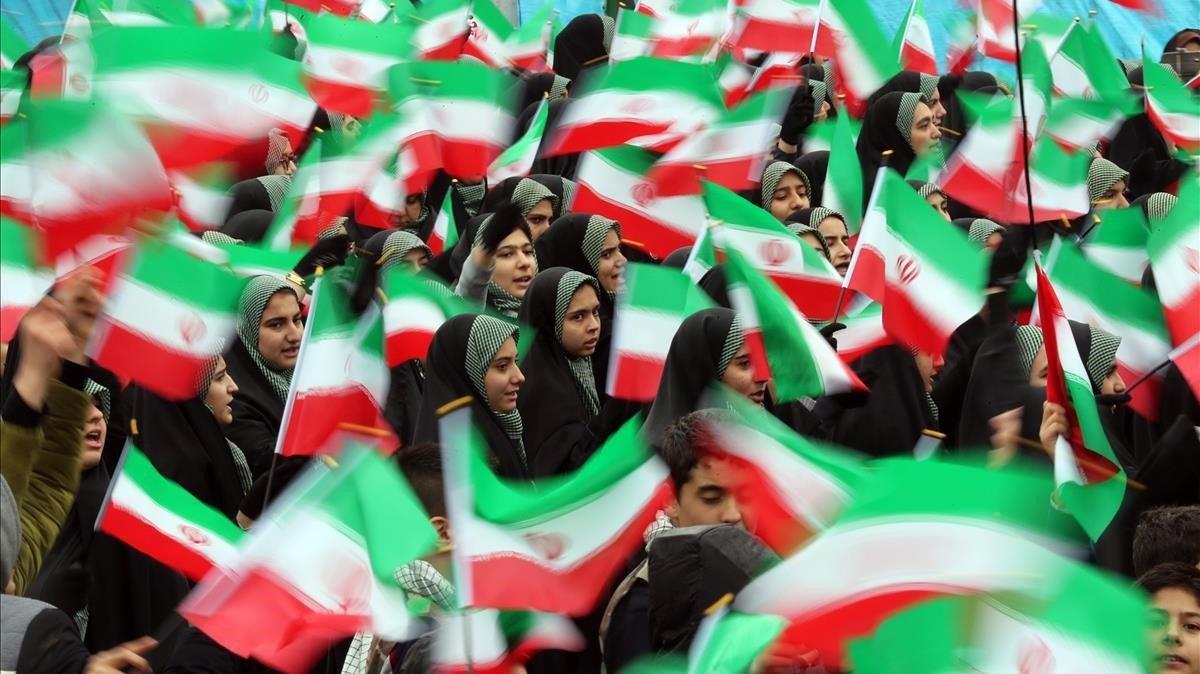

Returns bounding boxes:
[1153,587,1200,613]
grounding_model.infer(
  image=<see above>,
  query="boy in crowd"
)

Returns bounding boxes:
[1138,563,1200,674]
[1133,506,1200,578]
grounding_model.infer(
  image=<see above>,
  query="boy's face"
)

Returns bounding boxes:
[1148,587,1200,673]
[666,457,744,529]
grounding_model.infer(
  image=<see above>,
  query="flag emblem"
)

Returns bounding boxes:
[524,532,567,560]
[896,254,920,285]
[632,181,657,206]
[249,83,269,104]
[760,238,791,266]
[179,313,207,346]
[180,525,211,547]
[1018,635,1055,674]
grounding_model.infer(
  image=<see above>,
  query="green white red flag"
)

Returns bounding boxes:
[704,182,843,322]
[0,217,53,341]
[543,57,723,156]
[0,69,22,126]
[829,300,891,363]
[608,263,713,401]
[382,266,473,366]
[276,270,396,456]
[501,2,554,71]
[442,409,670,615]
[1034,260,1128,540]
[487,97,548,185]
[977,0,1041,62]
[700,389,865,555]
[845,170,986,354]
[97,442,245,581]
[824,0,901,116]
[647,90,789,197]
[643,0,728,60]
[894,0,936,74]
[181,447,436,673]
[300,13,412,117]
[411,0,471,61]
[1043,18,1128,102]
[0,16,27,71]
[462,0,513,66]
[822,110,864,235]
[170,165,235,233]
[1147,176,1200,365]
[88,233,243,399]
[733,457,1083,668]
[1045,238,1172,420]
[728,0,835,57]
[687,606,787,674]
[428,186,461,255]
[722,245,867,402]
[1142,47,1200,153]
[1081,206,1149,283]
[944,11,977,75]
[355,156,410,230]
[432,609,584,674]
[573,146,708,259]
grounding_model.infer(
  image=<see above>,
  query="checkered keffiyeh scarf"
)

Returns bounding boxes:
[1014,325,1045,381]
[237,276,296,401]
[553,271,602,416]
[1087,157,1128,203]
[581,215,620,277]
[465,315,526,462]
[512,178,558,217]
[718,314,744,376]
[895,92,925,146]
[760,162,811,211]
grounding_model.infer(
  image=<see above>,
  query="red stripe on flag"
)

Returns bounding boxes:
[441,139,504,181]
[1164,287,1200,347]
[901,45,938,75]
[546,120,674,157]
[90,319,215,400]
[650,156,759,197]
[420,35,469,62]
[386,329,436,367]
[304,77,379,119]
[743,327,772,382]
[712,450,817,556]
[1119,362,1161,422]
[770,273,842,323]
[881,279,953,354]
[0,305,32,343]
[98,505,218,582]
[279,387,397,456]
[846,245,886,304]
[572,183,696,259]
[608,353,668,402]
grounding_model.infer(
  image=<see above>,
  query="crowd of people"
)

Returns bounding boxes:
[1,5,1199,674]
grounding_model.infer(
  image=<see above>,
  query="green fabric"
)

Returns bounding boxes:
[236,275,297,401]
[553,271,602,417]
[1086,157,1128,203]
[465,315,526,462]
[1085,324,1121,392]
[760,161,810,211]
[1014,325,1044,381]
[581,215,620,276]
[895,92,924,146]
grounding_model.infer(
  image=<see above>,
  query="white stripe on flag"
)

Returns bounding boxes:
[101,278,234,355]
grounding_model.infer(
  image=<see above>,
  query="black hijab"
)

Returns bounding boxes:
[516,99,580,179]
[643,307,743,446]
[697,266,731,308]
[512,72,571,114]
[661,246,692,269]
[413,313,530,480]
[219,209,273,243]
[937,71,1001,145]
[856,91,921,209]
[517,267,604,476]
[553,14,613,82]
[793,151,829,206]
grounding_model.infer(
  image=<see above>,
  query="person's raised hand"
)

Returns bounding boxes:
[987,407,1023,468]
[84,636,156,674]
[55,266,104,364]
[1039,401,1069,455]
[15,297,75,408]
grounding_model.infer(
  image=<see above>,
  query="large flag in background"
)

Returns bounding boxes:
[824,0,902,116]
[181,448,436,674]
[701,389,865,555]
[573,146,709,259]
[1034,260,1128,541]
[1142,46,1200,153]
[442,409,670,615]
[276,270,396,457]
[705,182,844,322]
[0,217,53,342]
[733,457,1083,669]
[894,0,936,74]
[88,234,243,399]
[96,442,245,581]
[608,263,714,402]
[1147,176,1200,395]
[727,0,836,57]
[723,245,867,402]
[299,12,412,117]
[845,170,986,354]
[1045,238,1172,420]
[382,267,473,366]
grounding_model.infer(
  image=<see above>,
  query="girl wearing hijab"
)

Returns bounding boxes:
[792,151,828,205]
[867,71,945,126]
[222,276,302,476]
[786,207,851,277]
[513,72,572,113]
[414,313,529,479]
[1131,192,1177,229]
[505,178,560,240]
[455,201,538,317]
[952,217,1006,250]
[483,174,577,221]
[907,180,952,221]
[552,14,616,82]
[643,308,765,446]
[380,229,433,272]
[936,71,1003,146]
[1088,157,1131,212]
[516,99,581,179]
[759,161,812,221]
[857,91,941,209]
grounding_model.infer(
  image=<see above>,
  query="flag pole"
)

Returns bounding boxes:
[1010,0,1039,228]
[834,151,892,320]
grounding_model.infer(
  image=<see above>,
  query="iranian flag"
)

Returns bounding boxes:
[647,89,788,198]
[682,223,717,283]
[442,409,671,615]
[0,16,27,71]
[823,111,863,235]
[700,389,865,555]
[704,182,843,322]
[412,0,470,61]
[1045,238,1172,421]
[573,146,708,259]
[845,170,986,354]
[181,447,436,674]
[733,457,1085,668]
[432,609,584,674]
[0,218,53,342]
[543,57,723,157]
[85,26,317,171]
[463,0,515,67]
[977,0,1042,62]
[1034,260,1128,540]
[502,3,553,71]
[1143,50,1200,153]
[608,263,713,401]
[1044,97,1131,152]
[943,12,977,75]
[88,234,243,399]
[6,99,172,261]
[382,267,472,366]
[217,242,304,280]
[97,442,245,581]
[276,271,395,457]
[688,607,787,674]
[428,187,460,255]
[825,0,901,117]
[301,13,412,117]
[1080,206,1149,283]
[723,244,867,402]
[0,70,21,126]
[647,0,728,59]
[728,0,836,57]
[1147,177,1200,355]
[831,301,891,363]
[1045,20,1128,101]
[487,97,547,185]
[170,166,235,233]
[894,0,936,74]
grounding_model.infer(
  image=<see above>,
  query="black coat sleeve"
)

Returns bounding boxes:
[222,399,280,478]
[17,607,91,674]
[821,346,933,457]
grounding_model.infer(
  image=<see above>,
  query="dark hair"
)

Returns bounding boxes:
[480,199,533,253]
[1136,563,1200,604]
[1133,506,1200,578]
[658,410,725,495]
[395,443,445,518]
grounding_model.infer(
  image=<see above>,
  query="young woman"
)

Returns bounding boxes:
[760,161,812,221]
[785,207,852,276]
[414,313,529,479]
[908,180,953,221]
[857,92,941,208]
[222,276,302,477]
[455,201,538,317]
[1088,157,1132,212]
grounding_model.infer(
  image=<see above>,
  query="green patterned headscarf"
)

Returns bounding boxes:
[553,271,601,416]
[465,315,525,462]
[201,231,241,246]
[84,379,111,422]
[549,75,571,100]
[917,73,939,102]
[967,218,1005,246]
[786,222,831,259]
[255,174,291,212]
[1145,192,1177,225]
[1087,158,1129,203]
[1085,325,1121,392]
[237,276,298,401]
[760,162,811,211]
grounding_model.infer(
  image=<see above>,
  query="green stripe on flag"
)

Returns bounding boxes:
[127,236,245,314]
[395,60,515,107]
[301,11,414,59]
[879,172,987,287]
[0,217,38,268]
[688,608,786,674]
[1049,241,1170,341]
[575,56,724,108]
[624,263,713,314]
[121,444,245,545]
[825,111,863,235]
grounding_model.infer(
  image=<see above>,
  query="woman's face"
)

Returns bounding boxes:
[817,216,852,277]
[525,199,555,240]
[493,229,537,299]
[401,248,431,272]
[926,191,952,221]
[258,290,303,370]
[484,336,524,413]
[909,101,942,157]
[270,139,296,176]
[398,194,424,227]
[1100,363,1127,396]
[721,343,767,405]
[1096,179,1130,211]
[595,229,627,293]
[769,172,810,221]
[205,357,240,426]
[914,350,944,393]
[799,232,826,258]
[1029,346,1049,386]
[80,403,107,471]
[927,89,946,126]
[560,284,601,358]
